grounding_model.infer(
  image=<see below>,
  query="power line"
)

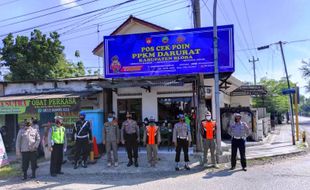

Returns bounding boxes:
[0,0,136,37]
[236,54,253,77]
[61,5,190,42]
[0,0,100,28]
[201,0,212,17]
[217,0,253,74]
[243,0,257,56]
[41,0,153,33]
[59,0,186,37]
[229,0,251,52]
[59,0,165,35]
[0,0,22,7]
[0,0,85,23]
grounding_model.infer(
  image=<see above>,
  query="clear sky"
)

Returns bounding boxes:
[0,0,310,96]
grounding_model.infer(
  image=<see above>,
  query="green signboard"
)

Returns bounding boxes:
[0,98,80,115]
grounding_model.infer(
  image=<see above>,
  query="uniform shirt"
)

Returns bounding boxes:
[16,126,40,153]
[103,121,120,142]
[228,121,250,138]
[121,119,139,142]
[173,122,192,143]
[73,120,92,141]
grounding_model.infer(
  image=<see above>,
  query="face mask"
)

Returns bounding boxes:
[144,121,148,124]
[235,118,239,122]
[164,120,167,123]
[206,116,212,120]
[108,118,113,122]
[127,117,131,120]
[80,117,85,121]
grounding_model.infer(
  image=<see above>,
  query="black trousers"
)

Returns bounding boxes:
[50,144,63,175]
[231,138,247,168]
[125,134,138,162]
[21,151,37,174]
[175,138,189,162]
[74,138,90,163]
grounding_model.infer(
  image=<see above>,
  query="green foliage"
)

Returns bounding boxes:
[299,95,310,116]
[253,77,295,114]
[50,54,85,78]
[301,59,310,92]
[0,30,85,81]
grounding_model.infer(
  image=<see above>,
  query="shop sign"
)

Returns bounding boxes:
[29,98,80,113]
[0,133,9,167]
[0,98,80,114]
[104,25,234,78]
[0,100,29,114]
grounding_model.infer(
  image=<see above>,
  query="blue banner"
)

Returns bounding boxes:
[104,25,234,78]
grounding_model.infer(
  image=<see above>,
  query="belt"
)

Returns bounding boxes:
[233,137,243,139]
[76,135,89,139]
[177,136,187,140]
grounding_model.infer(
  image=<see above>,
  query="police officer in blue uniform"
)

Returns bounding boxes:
[73,112,92,169]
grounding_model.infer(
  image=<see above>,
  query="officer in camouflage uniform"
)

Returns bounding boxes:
[103,112,120,167]
[121,112,140,167]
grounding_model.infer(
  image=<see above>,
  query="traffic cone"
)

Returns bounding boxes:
[93,137,99,159]
[89,138,96,164]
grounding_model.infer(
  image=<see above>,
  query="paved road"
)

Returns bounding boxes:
[1,154,310,190]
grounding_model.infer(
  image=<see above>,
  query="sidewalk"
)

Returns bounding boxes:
[221,124,306,161]
[246,124,306,159]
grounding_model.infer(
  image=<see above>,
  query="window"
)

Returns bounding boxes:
[158,97,192,122]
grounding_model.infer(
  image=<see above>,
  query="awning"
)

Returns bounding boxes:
[230,85,267,96]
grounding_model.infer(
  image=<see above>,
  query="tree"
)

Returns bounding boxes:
[301,59,310,92]
[0,29,85,81]
[252,77,295,114]
[50,54,85,78]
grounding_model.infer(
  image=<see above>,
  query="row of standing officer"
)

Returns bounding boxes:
[102,112,192,170]
[15,110,250,180]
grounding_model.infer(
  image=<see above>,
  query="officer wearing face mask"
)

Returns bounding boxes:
[103,112,120,167]
[121,112,140,167]
[173,114,192,171]
[73,112,92,169]
[228,113,250,171]
[200,111,218,168]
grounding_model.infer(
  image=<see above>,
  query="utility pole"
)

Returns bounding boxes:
[213,0,222,157]
[258,41,296,145]
[249,56,259,85]
[279,41,296,145]
[192,0,204,152]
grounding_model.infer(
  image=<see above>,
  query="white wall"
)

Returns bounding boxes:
[231,96,252,107]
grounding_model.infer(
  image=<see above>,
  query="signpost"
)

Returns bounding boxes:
[282,88,296,95]
[104,25,234,78]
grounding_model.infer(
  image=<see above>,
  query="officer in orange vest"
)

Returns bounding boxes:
[143,116,161,167]
[200,111,218,168]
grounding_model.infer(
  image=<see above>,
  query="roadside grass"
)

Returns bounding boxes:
[0,163,21,179]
